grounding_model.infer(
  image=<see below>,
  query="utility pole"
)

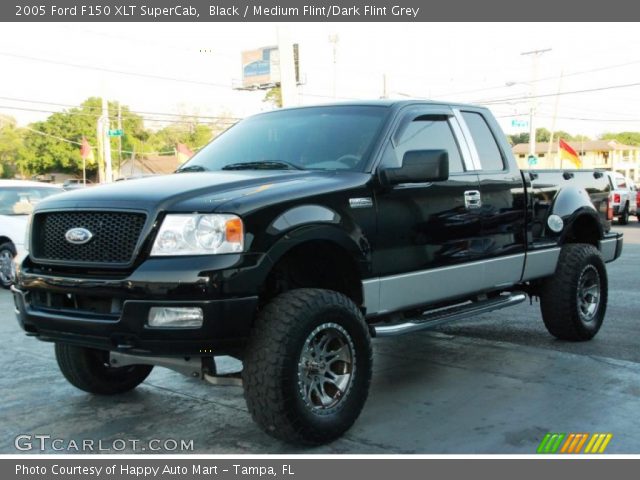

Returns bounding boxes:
[521,48,551,160]
[101,96,113,183]
[277,26,297,108]
[96,109,104,184]
[547,70,564,167]
[381,73,388,99]
[329,34,339,98]
[117,102,123,176]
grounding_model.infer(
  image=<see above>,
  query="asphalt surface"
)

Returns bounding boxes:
[1,222,639,454]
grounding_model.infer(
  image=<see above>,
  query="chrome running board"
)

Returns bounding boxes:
[372,292,526,337]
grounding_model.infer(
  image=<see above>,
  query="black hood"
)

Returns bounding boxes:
[35,171,372,216]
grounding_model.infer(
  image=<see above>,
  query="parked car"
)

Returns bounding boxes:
[13,101,623,444]
[605,171,637,224]
[0,180,62,288]
[62,178,93,191]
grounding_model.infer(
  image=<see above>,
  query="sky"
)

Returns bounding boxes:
[1,22,640,139]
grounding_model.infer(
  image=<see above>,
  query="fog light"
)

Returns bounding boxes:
[147,307,203,328]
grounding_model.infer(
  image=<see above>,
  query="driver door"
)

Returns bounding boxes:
[371,106,484,314]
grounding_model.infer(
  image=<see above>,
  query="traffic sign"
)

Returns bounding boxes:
[511,119,529,128]
[108,129,124,137]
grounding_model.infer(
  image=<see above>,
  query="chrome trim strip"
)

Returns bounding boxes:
[600,238,617,263]
[521,247,561,281]
[448,115,476,172]
[363,253,525,316]
[452,108,482,170]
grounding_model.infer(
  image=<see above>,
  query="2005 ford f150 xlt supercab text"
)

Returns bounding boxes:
[13,101,623,444]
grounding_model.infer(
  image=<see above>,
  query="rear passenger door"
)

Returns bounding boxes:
[456,109,527,289]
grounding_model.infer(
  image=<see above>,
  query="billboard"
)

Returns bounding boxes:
[240,45,300,89]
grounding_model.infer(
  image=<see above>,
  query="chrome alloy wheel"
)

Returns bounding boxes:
[577,265,601,322]
[297,322,355,414]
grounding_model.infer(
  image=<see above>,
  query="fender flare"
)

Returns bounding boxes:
[265,223,371,275]
[545,186,604,243]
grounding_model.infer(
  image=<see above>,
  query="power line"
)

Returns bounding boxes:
[476,81,640,105]
[0,95,242,121]
[0,104,239,126]
[495,111,640,122]
[0,51,234,89]
[416,58,640,100]
[22,126,204,156]
[23,126,88,147]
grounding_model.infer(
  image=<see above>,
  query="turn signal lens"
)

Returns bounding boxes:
[225,218,243,244]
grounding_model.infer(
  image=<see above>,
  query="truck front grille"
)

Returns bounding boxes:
[31,211,147,266]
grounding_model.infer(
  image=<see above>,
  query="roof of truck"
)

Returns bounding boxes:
[261,99,487,113]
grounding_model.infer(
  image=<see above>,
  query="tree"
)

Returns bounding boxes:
[0,115,24,178]
[16,98,146,177]
[508,128,583,145]
[263,86,282,108]
[600,132,640,146]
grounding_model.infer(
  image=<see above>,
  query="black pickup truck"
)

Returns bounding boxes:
[13,101,623,445]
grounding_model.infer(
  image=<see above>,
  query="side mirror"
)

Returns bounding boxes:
[380,149,449,185]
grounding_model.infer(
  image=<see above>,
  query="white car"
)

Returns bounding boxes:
[0,180,63,288]
[606,172,638,225]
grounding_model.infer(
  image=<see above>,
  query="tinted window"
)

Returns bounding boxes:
[616,177,627,189]
[462,111,505,171]
[182,106,388,172]
[384,117,464,173]
[0,186,61,215]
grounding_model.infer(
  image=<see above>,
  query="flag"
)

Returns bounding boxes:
[176,143,194,164]
[559,138,581,168]
[80,137,95,165]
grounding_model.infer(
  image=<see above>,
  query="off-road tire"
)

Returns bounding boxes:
[55,343,153,395]
[540,243,608,341]
[243,288,372,445]
[0,241,16,289]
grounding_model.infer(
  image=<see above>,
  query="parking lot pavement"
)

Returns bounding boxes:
[1,223,639,454]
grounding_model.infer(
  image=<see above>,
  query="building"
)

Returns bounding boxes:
[117,155,182,179]
[512,140,640,182]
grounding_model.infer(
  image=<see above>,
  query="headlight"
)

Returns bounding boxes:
[23,214,33,253]
[150,214,244,256]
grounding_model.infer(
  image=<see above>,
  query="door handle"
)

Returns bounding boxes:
[464,190,482,209]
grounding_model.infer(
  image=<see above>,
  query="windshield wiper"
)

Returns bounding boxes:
[175,165,208,173]
[221,161,304,171]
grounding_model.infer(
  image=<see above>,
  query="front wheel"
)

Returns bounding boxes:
[540,243,608,341]
[243,289,373,445]
[55,344,153,395]
[0,242,16,289]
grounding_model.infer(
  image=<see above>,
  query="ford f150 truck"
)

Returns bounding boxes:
[13,101,623,445]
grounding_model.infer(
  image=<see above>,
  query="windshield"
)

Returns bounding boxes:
[180,106,388,172]
[0,186,61,215]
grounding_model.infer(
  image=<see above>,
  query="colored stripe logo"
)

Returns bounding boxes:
[537,433,612,454]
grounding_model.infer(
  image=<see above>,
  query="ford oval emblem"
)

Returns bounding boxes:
[65,227,93,245]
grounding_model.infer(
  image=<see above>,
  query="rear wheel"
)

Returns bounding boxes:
[243,288,372,445]
[540,243,607,341]
[0,242,16,289]
[55,343,153,395]
[618,205,629,225]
